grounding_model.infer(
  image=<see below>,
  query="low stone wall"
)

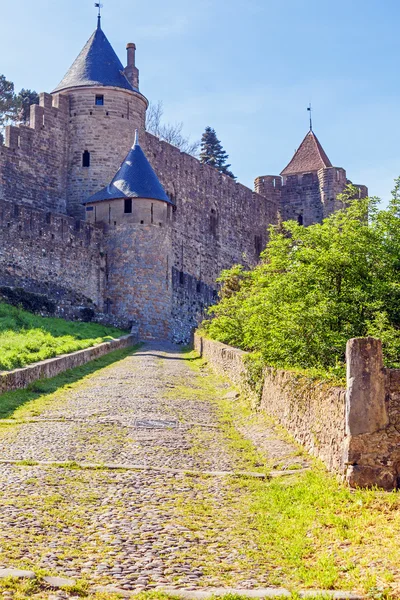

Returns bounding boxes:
[194,333,400,490]
[0,335,136,395]
[261,370,346,473]
[194,334,346,474]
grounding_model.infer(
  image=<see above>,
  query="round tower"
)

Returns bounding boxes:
[83,131,174,340]
[52,18,148,218]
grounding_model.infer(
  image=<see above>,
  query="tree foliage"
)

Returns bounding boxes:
[0,74,18,143]
[17,89,39,124]
[200,126,236,179]
[146,100,200,156]
[201,183,400,379]
[0,76,40,144]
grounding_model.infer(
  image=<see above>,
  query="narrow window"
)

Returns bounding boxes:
[124,198,132,214]
[82,150,90,168]
[297,214,304,226]
[95,95,104,106]
[255,235,263,257]
[151,203,154,224]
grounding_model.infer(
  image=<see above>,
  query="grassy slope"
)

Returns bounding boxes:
[0,302,126,371]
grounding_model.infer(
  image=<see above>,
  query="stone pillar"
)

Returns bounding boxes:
[346,337,388,435]
[345,337,395,490]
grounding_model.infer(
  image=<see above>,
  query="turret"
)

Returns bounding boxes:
[52,18,148,218]
[83,130,172,227]
[83,131,174,341]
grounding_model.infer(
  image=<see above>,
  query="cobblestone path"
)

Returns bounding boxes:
[0,343,307,597]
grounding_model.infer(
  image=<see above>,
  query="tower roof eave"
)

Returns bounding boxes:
[280,131,332,177]
[83,134,172,206]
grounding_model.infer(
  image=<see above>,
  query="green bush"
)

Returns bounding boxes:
[201,182,400,380]
[0,302,126,371]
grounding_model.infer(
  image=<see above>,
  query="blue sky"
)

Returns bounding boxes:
[1,0,399,203]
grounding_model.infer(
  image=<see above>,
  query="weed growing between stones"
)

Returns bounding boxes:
[175,350,400,597]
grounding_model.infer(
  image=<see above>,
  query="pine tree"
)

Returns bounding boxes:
[200,127,236,179]
[17,89,39,124]
[0,75,18,130]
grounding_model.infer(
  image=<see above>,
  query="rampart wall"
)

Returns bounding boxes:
[0,199,106,318]
[144,133,279,341]
[0,93,69,214]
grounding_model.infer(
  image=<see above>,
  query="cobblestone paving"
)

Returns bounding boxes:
[0,343,305,596]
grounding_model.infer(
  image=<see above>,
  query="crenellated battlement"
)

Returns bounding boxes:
[0,93,69,214]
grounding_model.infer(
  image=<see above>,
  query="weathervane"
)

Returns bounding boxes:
[307,103,313,132]
[95,2,103,28]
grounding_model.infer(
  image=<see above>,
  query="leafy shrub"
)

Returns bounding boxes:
[201,182,400,380]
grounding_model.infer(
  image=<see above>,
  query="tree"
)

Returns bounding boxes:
[199,126,235,179]
[0,75,19,138]
[17,89,39,124]
[146,100,200,157]
[202,184,400,378]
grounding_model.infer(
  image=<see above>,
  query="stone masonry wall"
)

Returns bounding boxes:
[0,93,69,214]
[0,199,106,317]
[105,222,173,340]
[194,334,346,473]
[144,133,279,341]
[194,333,400,490]
[0,334,135,394]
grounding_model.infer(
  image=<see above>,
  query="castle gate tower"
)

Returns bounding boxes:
[52,16,148,218]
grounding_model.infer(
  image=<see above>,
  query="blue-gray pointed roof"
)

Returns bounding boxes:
[83,133,172,205]
[53,23,138,93]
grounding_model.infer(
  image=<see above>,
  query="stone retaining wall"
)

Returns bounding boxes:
[0,334,136,395]
[194,333,400,490]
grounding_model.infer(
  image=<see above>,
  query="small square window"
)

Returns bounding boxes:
[124,198,132,214]
[95,95,104,106]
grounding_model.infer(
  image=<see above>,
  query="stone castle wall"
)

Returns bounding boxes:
[143,133,279,340]
[0,198,106,318]
[0,93,69,214]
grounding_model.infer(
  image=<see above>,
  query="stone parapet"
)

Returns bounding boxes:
[194,333,400,490]
[0,334,136,395]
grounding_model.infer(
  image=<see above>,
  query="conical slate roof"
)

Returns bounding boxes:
[53,22,138,93]
[280,131,332,176]
[83,132,172,205]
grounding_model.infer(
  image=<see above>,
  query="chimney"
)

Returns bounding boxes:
[125,43,139,89]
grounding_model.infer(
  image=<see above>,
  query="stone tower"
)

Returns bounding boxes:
[84,131,174,340]
[256,130,368,227]
[52,17,148,218]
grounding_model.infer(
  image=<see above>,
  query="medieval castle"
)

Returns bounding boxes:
[0,17,368,341]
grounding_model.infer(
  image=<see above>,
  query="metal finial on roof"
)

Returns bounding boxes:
[307,103,313,132]
[134,129,139,146]
[95,2,103,29]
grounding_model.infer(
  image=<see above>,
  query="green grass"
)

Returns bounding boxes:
[174,350,400,597]
[0,302,127,371]
[0,346,138,419]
